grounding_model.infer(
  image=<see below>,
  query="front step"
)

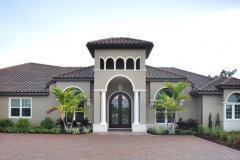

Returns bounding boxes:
[108,128,132,132]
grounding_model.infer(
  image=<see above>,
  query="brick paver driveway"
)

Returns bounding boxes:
[0,132,240,160]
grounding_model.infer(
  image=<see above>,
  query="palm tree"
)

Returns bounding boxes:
[47,86,87,131]
[154,81,191,133]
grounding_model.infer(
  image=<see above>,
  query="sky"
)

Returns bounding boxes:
[0,0,240,78]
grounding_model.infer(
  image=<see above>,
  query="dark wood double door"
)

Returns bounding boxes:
[109,92,131,128]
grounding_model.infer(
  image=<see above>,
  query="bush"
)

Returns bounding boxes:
[16,118,31,132]
[40,117,55,129]
[208,113,212,129]
[179,129,196,135]
[0,119,14,131]
[198,124,207,135]
[215,113,220,127]
[81,126,90,134]
[177,118,198,131]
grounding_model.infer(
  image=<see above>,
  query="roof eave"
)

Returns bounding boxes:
[86,44,154,58]
[190,91,223,96]
[0,92,49,96]
[216,85,240,89]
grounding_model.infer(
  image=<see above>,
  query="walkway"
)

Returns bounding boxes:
[0,133,239,160]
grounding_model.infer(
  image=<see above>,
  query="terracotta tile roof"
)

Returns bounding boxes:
[86,37,154,58]
[159,67,212,89]
[146,66,187,80]
[87,37,153,45]
[0,63,81,94]
[53,66,94,79]
[1,63,240,95]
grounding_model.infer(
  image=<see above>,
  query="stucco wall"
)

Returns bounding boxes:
[56,81,93,123]
[146,82,199,124]
[0,92,59,125]
[202,95,223,127]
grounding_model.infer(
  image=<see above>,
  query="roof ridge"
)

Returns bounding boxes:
[53,66,93,78]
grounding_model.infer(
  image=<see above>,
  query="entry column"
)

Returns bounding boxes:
[100,91,107,125]
[133,91,140,125]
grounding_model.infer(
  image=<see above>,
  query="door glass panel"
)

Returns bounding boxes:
[111,96,119,124]
[121,95,129,124]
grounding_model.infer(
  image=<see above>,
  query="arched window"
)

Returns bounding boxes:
[106,58,114,70]
[64,87,85,124]
[225,93,240,119]
[136,58,140,70]
[100,58,104,70]
[155,88,174,123]
[126,58,134,70]
[116,58,124,70]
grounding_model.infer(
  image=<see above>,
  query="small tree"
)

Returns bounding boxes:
[208,113,212,129]
[215,112,220,127]
[154,81,191,133]
[219,69,237,77]
[47,86,87,131]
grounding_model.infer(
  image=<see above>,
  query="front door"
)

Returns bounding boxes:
[109,92,131,128]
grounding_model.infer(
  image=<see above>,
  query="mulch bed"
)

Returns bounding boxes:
[195,134,240,151]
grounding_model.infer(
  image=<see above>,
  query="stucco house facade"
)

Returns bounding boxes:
[0,37,240,132]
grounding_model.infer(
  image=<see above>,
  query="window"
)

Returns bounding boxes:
[64,88,85,124]
[106,58,114,69]
[225,93,240,120]
[155,88,175,123]
[126,58,134,70]
[116,58,124,69]
[100,58,104,69]
[9,98,32,118]
[136,58,140,70]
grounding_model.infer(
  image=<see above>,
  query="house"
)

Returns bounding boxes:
[0,37,240,132]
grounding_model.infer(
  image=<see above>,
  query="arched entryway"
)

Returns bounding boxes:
[109,92,131,128]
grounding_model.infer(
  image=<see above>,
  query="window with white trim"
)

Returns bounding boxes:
[64,88,85,124]
[155,88,175,123]
[225,93,240,120]
[9,98,32,118]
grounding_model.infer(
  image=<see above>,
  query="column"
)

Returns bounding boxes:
[100,91,107,125]
[133,91,140,125]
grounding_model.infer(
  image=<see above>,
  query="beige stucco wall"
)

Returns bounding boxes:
[93,49,147,126]
[0,81,93,126]
[202,95,223,127]
[0,92,59,125]
[146,82,199,124]
[56,81,93,123]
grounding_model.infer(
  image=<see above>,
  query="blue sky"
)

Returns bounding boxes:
[1,0,240,77]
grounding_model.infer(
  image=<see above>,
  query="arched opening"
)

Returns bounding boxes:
[225,93,240,119]
[136,58,140,70]
[64,87,85,124]
[106,58,114,70]
[155,88,174,123]
[126,58,134,70]
[106,76,134,128]
[116,58,124,70]
[100,58,104,70]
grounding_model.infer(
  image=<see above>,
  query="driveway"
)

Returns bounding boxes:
[0,132,239,160]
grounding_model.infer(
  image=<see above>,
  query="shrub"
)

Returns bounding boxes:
[177,118,198,131]
[40,117,55,129]
[215,113,220,127]
[234,135,240,145]
[198,124,206,135]
[227,131,237,144]
[0,119,14,131]
[81,126,90,134]
[179,129,196,135]
[212,126,226,142]
[50,128,61,134]
[71,128,80,134]
[16,118,31,132]
[208,113,212,129]
[155,127,166,135]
